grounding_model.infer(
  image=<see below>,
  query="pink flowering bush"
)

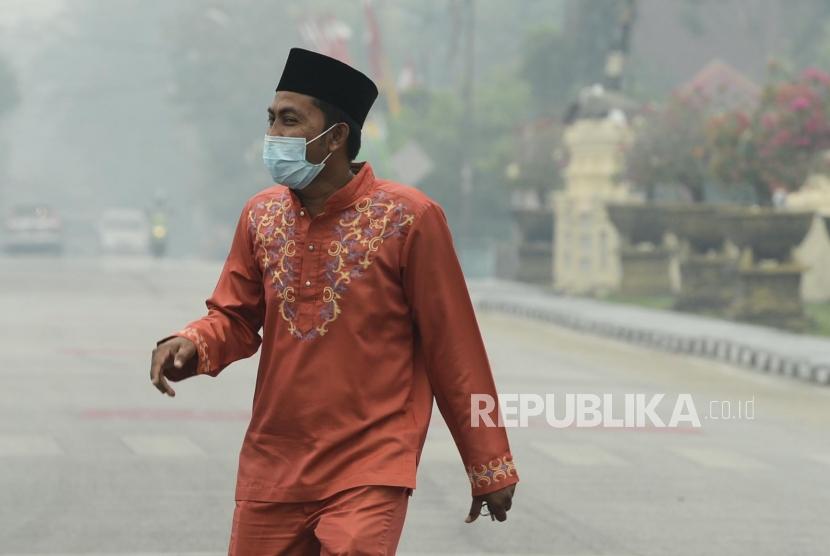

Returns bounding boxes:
[706,110,756,191]
[708,67,830,204]
[623,89,713,202]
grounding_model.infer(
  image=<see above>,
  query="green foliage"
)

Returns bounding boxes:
[600,292,674,311]
[165,1,299,223]
[520,0,621,117]
[161,0,592,243]
[805,301,830,337]
[506,118,566,203]
[511,0,623,203]
[471,71,534,192]
[520,25,577,116]
[387,72,531,241]
[388,89,463,210]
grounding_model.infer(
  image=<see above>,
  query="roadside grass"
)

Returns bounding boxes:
[599,292,675,311]
[805,302,830,337]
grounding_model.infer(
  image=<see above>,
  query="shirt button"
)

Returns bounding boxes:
[304,280,311,287]
[308,243,315,251]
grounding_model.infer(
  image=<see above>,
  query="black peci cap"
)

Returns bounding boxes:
[276,48,379,129]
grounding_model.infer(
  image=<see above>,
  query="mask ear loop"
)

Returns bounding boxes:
[306,122,340,145]
[307,123,338,165]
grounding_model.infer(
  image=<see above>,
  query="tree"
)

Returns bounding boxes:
[506,117,566,206]
[708,67,830,205]
[387,72,531,241]
[165,1,299,228]
[624,90,712,202]
[520,1,622,118]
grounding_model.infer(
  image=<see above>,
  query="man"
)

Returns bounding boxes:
[150,47,518,555]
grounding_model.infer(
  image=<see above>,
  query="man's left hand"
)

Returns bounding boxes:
[465,484,516,523]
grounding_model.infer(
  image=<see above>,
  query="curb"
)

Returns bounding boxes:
[474,297,830,387]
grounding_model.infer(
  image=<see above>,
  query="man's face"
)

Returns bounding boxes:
[266,91,329,163]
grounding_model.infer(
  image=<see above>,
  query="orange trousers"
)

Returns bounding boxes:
[227,485,411,555]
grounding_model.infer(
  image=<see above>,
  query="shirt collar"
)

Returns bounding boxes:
[288,161,376,215]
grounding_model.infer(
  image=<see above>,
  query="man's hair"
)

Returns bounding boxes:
[311,97,362,161]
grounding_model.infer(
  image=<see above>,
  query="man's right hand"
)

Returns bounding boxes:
[149,336,198,397]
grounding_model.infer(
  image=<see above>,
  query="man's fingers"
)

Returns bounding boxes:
[465,498,483,523]
[489,500,508,522]
[173,341,195,369]
[150,347,176,397]
[158,373,175,396]
[467,489,514,524]
[149,348,166,390]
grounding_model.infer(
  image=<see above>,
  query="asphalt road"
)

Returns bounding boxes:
[1,256,828,555]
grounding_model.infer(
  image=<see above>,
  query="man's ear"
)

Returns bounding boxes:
[328,122,350,153]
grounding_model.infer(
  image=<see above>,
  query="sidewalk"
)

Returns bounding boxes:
[468,279,830,386]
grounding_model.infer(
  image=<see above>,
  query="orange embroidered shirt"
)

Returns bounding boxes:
[164,161,518,502]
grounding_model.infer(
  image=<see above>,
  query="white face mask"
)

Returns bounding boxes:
[262,123,337,190]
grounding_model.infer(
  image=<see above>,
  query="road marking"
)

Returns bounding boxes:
[671,447,768,469]
[78,408,251,421]
[531,441,628,466]
[0,434,62,456]
[121,434,205,457]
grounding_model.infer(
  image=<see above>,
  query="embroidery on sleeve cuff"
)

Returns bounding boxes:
[466,455,517,489]
[177,327,210,375]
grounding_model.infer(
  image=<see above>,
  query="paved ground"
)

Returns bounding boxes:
[1,256,829,555]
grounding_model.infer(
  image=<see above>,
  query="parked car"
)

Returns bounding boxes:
[98,208,150,255]
[3,203,64,255]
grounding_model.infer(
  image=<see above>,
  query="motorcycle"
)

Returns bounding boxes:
[149,219,168,257]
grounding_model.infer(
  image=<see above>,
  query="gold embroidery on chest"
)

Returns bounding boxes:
[250,190,414,340]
